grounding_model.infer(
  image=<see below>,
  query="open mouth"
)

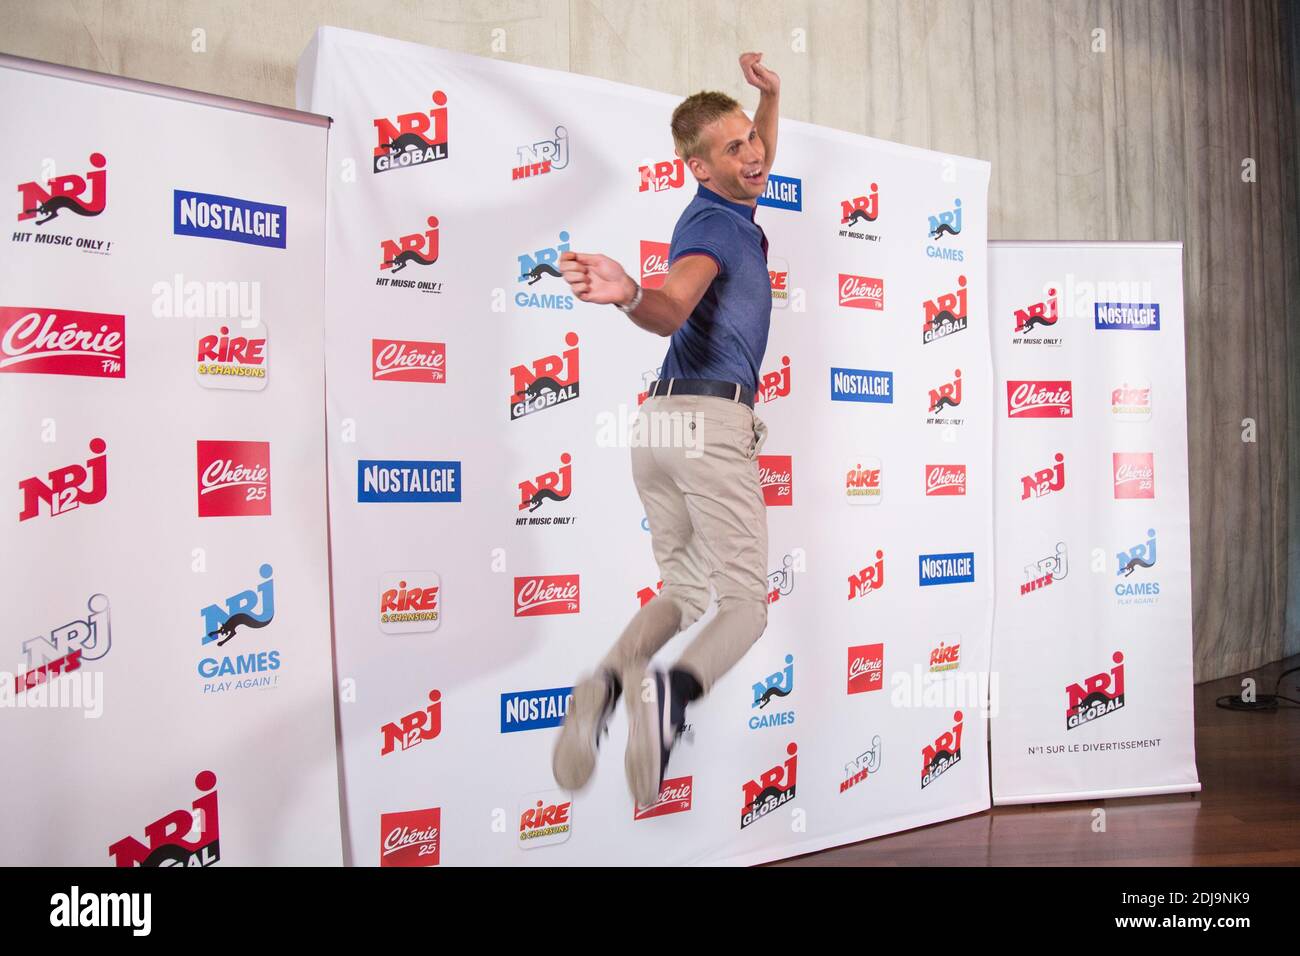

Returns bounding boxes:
[743,168,764,186]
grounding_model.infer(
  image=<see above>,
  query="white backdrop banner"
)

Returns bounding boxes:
[0,57,342,865]
[300,26,994,866]
[987,241,1200,804]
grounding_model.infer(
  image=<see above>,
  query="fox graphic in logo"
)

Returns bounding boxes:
[518,231,569,286]
[201,564,274,647]
[839,184,879,227]
[518,453,572,512]
[18,438,107,522]
[509,333,579,420]
[847,550,885,599]
[1117,529,1157,576]
[1066,652,1125,729]
[927,198,961,239]
[381,216,440,272]
[1014,287,1059,333]
[929,368,962,415]
[18,153,107,225]
[108,771,220,867]
[922,276,969,344]
[373,92,449,173]
[752,655,794,709]
[920,711,963,788]
[1020,453,1065,500]
[740,743,798,828]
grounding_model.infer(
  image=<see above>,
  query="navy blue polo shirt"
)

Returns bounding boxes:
[661,183,772,395]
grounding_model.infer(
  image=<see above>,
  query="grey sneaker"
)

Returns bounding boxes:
[625,666,678,808]
[552,670,619,791]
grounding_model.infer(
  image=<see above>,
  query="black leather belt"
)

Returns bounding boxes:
[646,377,754,409]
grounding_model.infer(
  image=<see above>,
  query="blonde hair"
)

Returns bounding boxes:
[671,91,743,161]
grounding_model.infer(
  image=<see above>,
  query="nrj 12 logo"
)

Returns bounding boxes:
[196,440,270,517]
[198,564,279,693]
[17,593,110,695]
[638,157,685,193]
[740,742,797,829]
[755,355,791,404]
[373,93,449,174]
[1020,453,1065,500]
[18,438,107,521]
[921,711,963,788]
[1,307,124,378]
[108,771,219,867]
[510,333,579,419]
[847,549,885,600]
[1066,652,1125,730]
[381,690,442,755]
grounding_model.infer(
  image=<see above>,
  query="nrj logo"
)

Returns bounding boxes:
[740,743,798,829]
[1113,452,1155,499]
[1020,453,1065,500]
[518,789,573,848]
[1066,652,1125,730]
[1013,287,1061,345]
[198,564,279,693]
[927,368,964,425]
[380,215,440,273]
[514,125,569,180]
[847,550,885,600]
[755,355,791,404]
[17,153,107,226]
[380,808,440,866]
[845,458,882,505]
[638,157,685,193]
[372,339,446,384]
[378,572,441,634]
[841,735,882,793]
[838,184,880,238]
[518,453,572,514]
[108,771,219,867]
[509,333,579,419]
[1022,542,1068,596]
[381,690,442,755]
[18,438,107,521]
[0,307,124,379]
[922,276,968,344]
[373,92,449,174]
[196,440,270,517]
[151,273,261,324]
[16,593,111,696]
[921,711,963,788]
[195,320,267,390]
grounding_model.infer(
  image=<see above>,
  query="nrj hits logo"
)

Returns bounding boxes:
[740,743,798,829]
[108,771,219,867]
[197,564,279,693]
[18,438,107,521]
[1022,543,1068,596]
[381,690,442,755]
[750,654,794,730]
[922,276,968,344]
[373,92,449,174]
[514,126,569,180]
[509,333,579,420]
[1066,652,1125,730]
[17,594,110,696]
[1115,529,1159,604]
[920,711,963,788]
[841,735,882,793]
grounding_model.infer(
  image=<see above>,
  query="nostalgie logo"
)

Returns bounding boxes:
[379,808,440,867]
[514,574,579,617]
[633,776,693,820]
[750,654,795,730]
[516,231,574,309]
[18,438,107,522]
[930,636,961,673]
[769,257,790,308]
[921,711,963,788]
[1095,301,1160,332]
[1007,380,1073,418]
[373,92,449,174]
[758,173,802,211]
[919,551,975,586]
[638,157,686,193]
[372,339,446,384]
[1066,653,1125,730]
[1022,542,1068,596]
[838,184,880,241]
[922,276,968,344]
[847,550,885,600]
[378,216,442,295]
[378,572,441,634]
[1115,529,1160,604]
[926,198,963,262]
[513,125,569,180]
[926,464,966,497]
[758,455,792,506]
[841,735,882,794]
[830,366,893,404]
[197,563,279,693]
[173,190,285,249]
[108,771,220,867]
[640,240,670,290]
[357,460,461,503]
[846,458,882,505]
[755,355,791,404]
[13,153,112,255]
[518,790,573,848]
[510,333,579,419]
[740,743,798,829]
[500,687,573,733]
[518,452,573,520]
[767,553,798,605]
[1020,453,1065,500]
[838,273,884,311]
[0,307,124,379]
[1111,379,1152,421]
[1113,452,1155,499]
[1013,286,1061,346]
[382,690,443,755]
[847,643,884,695]
[15,593,111,696]
[196,440,270,517]
[927,368,964,426]
[195,321,266,390]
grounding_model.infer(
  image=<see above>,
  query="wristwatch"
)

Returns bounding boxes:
[616,280,643,314]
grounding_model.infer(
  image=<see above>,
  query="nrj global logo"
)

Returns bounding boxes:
[378,572,441,634]
[922,276,968,344]
[198,563,279,693]
[0,307,124,379]
[373,92,450,174]
[1022,542,1068,596]
[510,333,579,419]
[195,320,266,390]
[381,690,442,755]
[920,711,963,789]
[513,125,569,180]
[108,770,220,867]
[518,789,573,848]
[845,458,882,505]
[380,807,440,866]
[14,593,110,701]
[197,440,270,517]
[740,743,798,829]
[1066,652,1126,730]
[18,437,107,522]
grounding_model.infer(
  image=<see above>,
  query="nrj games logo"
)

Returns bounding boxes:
[510,333,579,419]
[108,771,219,867]
[378,572,441,634]
[740,743,797,829]
[922,276,968,344]
[1022,542,1068,596]
[1,307,124,379]
[750,654,794,730]
[198,564,279,693]
[516,231,574,309]
[381,690,442,755]
[518,789,572,848]
[196,440,270,517]
[380,808,440,867]
[373,92,449,174]
[1066,652,1125,730]
[920,711,963,788]
[926,198,963,261]
[16,593,111,696]
[18,438,107,522]
[1115,529,1159,605]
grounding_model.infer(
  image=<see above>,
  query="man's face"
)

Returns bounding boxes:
[689,110,767,204]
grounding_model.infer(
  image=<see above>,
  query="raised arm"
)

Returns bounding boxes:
[740,51,780,175]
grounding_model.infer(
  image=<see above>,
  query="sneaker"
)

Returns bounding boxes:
[624,666,685,808]
[552,670,619,791]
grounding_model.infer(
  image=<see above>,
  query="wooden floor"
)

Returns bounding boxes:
[772,654,1300,866]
